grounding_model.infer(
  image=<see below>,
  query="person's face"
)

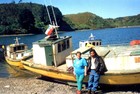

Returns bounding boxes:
[90,51,95,57]
[76,53,81,59]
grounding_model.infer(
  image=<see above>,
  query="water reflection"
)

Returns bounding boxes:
[0,60,40,78]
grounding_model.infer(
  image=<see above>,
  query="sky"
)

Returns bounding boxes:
[0,0,140,18]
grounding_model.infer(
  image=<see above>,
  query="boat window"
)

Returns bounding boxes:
[21,46,25,50]
[17,46,21,50]
[67,40,70,48]
[92,42,95,46]
[58,43,61,53]
[85,43,87,46]
[57,39,71,53]
[62,41,66,51]
[96,42,98,46]
[14,47,16,52]
[21,53,24,57]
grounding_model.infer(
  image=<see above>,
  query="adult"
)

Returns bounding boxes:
[87,49,107,94]
[73,51,87,94]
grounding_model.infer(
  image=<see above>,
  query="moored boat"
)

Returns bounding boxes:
[21,35,75,81]
[66,44,140,85]
[79,33,101,48]
[5,37,32,68]
[67,34,140,85]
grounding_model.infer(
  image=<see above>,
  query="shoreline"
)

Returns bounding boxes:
[0,77,139,94]
[0,34,35,37]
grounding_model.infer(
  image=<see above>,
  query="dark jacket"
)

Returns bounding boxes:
[87,56,108,75]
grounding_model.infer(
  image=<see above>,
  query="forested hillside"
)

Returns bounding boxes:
[0,3,140,35]
[64,12,111,30]
[0,3,71,35]
[64,12,140,30]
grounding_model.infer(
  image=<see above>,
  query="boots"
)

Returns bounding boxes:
[76,90,81,94]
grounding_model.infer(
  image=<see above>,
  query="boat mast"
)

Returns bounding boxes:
[44,0,59,38]
[46,5,52,25]
[50,0,58,26]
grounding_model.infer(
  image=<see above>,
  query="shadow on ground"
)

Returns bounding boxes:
[101,84,140,93]
[39,76,140,94]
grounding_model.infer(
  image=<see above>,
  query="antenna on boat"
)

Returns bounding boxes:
[89,33,95,40]
[14,37,20,45]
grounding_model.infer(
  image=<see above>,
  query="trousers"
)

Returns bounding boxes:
[76,74,84,90]
[88,69,100,91]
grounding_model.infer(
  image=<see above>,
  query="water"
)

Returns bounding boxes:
[0,27,140,77]
[60,27,140,49]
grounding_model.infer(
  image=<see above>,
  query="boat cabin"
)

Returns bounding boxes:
[33,36,73,67]
[6,44,28,60]
[79,33,101,48]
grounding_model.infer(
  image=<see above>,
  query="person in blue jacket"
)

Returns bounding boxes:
[73,51,87,94]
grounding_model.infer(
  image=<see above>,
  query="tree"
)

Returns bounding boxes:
[18,9,35,33]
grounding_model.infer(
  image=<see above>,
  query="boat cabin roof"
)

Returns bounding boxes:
[33,36,72,46]
[72,47,92,54]
[9,43,27,48]
[9,43,26,48]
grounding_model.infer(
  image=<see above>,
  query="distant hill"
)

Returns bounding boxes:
[64,12,140,30]
[111,14,140,27]
[0,3,140,35]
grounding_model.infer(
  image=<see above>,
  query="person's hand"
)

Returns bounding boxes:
[84,73,87,76]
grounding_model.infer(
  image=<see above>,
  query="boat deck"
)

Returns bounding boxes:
[22,57,68,73]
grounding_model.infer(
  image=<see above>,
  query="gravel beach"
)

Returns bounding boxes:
[0,77,140,94]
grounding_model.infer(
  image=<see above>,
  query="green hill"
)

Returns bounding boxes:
[64,12,140,30]
[64,12,111,30]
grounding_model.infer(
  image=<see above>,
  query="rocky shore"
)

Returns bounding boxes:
[0,77,140,94]
[0,77,76,94]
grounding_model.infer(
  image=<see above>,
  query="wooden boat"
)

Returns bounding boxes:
[21,35,75,80]
[5,37,32,68]
[79,33,101,48]
[66,44,140,85]
[67,37,140,85]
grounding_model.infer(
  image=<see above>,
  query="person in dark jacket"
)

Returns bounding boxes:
[87,49,107,94]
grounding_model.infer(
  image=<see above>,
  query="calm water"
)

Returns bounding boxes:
[0,27,140,77]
